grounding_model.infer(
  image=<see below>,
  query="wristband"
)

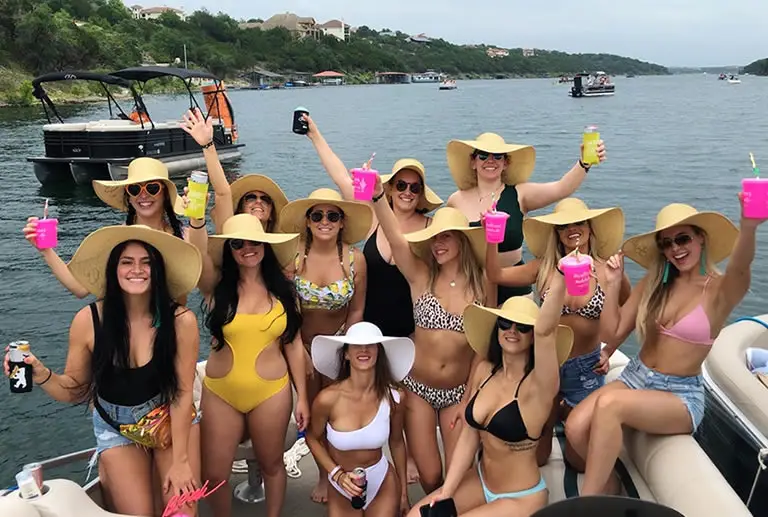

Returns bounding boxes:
[189,219,206,230]
[578,159,591,172]
[329,465,342,482]
[37,368,52,386]
[201,140,214,150]
[372,191,385,203]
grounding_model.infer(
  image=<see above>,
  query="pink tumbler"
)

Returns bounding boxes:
[741,178,768,219]
[560,254,593,296]
[34,218,58,250]
[484,211,510,244]
[352,168,377,201]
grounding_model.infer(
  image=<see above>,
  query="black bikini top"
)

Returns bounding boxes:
[464,365,540,443]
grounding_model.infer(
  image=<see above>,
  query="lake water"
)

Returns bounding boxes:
[1,75,767,487]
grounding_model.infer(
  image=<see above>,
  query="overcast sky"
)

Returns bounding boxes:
[160,0,765,67]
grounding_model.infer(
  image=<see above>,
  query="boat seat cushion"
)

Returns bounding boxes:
[43,123,88,131]
[0,494,42,517]
[25,479,137,517]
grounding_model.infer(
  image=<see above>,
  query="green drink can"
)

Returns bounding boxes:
[582,125,600,166]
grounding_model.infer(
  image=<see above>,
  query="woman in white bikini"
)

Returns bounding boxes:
[307,322,413,516]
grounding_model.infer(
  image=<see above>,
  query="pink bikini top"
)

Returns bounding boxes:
[657,276,714,346]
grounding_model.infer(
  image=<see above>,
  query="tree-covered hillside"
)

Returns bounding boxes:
[743,58,768,76]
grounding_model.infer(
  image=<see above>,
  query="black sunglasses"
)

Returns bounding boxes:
[243,192,272,205]
[497,318,533,334]
[475,151,506,161]
[126,181,162,197]
[556,220,588,231]
[395,180,422,195]
[658,233,693,250]
[229,239,264,250]
[309,210,342,223]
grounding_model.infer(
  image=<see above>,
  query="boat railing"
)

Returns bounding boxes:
[1,447,99,498]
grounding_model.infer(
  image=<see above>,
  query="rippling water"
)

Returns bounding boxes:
[1,75,767,485]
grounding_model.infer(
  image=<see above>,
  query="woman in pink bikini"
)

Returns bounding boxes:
[566,198,766,495]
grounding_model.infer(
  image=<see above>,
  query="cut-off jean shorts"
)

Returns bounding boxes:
[560,347,605,408]
[616,357,705,432]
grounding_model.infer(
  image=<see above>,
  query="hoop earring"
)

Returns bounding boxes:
[662,261,671,284]
[700,249,707,276]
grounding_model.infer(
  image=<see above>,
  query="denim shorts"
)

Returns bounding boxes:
[617,357,705,432]
[92,395,201,454]
[560,347,605,408]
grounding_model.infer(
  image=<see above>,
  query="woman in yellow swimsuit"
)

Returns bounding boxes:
[187,212,309,517]
[279,188,372,503]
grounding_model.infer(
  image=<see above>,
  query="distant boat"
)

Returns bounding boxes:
[439,80,457,90]
[569,71,615,98]
[727,75,742,84]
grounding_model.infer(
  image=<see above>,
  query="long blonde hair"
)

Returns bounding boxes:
[635,226,719,343]
[536,221,599,294]
[427,231,486,303]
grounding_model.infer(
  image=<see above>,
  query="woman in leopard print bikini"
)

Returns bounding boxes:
[368,174,491,495]
[486,198,631,470]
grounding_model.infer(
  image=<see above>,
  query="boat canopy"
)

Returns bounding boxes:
[111,66,220,82]
[32,71,133,90]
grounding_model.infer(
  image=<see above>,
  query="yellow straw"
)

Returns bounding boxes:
[750,152,757,170]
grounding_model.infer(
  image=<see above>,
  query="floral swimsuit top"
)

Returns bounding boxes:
[294,248,356,311]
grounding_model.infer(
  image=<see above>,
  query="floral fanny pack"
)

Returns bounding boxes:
[94,398,195,450]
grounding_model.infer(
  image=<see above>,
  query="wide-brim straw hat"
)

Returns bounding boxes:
[622,203,738,269]
[464,297,573,365]
[380,158,443,212]
[92,157,184,215]
[278,188,373,244]
[523,198,625,259]
[230,174,290,222]
[209,214,300,268]
[311,322,415,381]
[447,132,536,190]
[67,225,202,300]
[404,207,486,264]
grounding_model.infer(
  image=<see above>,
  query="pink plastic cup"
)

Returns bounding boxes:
[560,254,593,296]
[352,168,377,201]
[484,211,510,244]
[34,218,58,250]
[741,178,768,219]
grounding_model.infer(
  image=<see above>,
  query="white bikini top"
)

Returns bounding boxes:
[326,389,400,451]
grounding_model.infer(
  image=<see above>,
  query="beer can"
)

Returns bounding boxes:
[8,341,30,363]
[8,341,33,394]
[24,462,43,491]
[350,466,367,510]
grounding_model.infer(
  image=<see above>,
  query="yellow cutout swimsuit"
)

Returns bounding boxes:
[203,302,289,413]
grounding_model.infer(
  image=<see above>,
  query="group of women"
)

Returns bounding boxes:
[4,105,764,517]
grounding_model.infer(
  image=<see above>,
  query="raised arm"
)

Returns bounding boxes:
[600,253,645,351]
[532,267,565,393]
[305,115,355,201]
[23,218,90,299]
[186,218,218,299]
[486,241,540,286]
[517,141,605,213]
[284,330,309,432]
[370,175,428,286]
[345,248,367,329]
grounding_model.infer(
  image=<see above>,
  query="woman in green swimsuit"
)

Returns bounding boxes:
[446,132,606,304]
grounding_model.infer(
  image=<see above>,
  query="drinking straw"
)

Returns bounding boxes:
[43,199,49,220]
[364,152,376,170]
[750,152,760,177]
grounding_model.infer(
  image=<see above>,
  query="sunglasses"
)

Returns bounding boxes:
[125,181,163,198]
[309,210,342,223]
[243,192,272,205]
[394,180,422,195]
[229,239,264,250]
[475,151,506,161]
[497,318,533,334]
[658,233,693,250]
[556,220,588,231]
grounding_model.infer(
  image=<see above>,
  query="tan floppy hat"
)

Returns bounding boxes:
[447,133,536,191]
[380,158,443,213]
[311,322,415,381]
[67,225,202,300]
[278,188,373,244]
[523,198,625,259]
[622,203,738,269]
[230,174,290,223]
[92,157,184,215]
[209,214,300,268]
[464,297,573,365]
[404,207,486,264]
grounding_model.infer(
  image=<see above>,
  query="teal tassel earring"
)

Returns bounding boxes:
[662,261,671,284]
[700,249,707,276]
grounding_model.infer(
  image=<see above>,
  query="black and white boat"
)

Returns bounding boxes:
[27,66,244,186]
[569,71,616,98]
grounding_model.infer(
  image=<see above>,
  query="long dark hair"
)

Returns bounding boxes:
[205,241,302,352]
[487,319,535,376]
[335,343,400,405]
[125,190,184,239]
[89,240,181,405]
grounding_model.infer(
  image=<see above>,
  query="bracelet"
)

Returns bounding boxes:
[556,266,565,276]
[329,465,342,482]
[189,219,206,229]
[578,159,591,172]
[201,140,214,150]
[372,191,385,203]
[37,368,52,386]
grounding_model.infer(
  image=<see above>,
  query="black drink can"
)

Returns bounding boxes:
[292,106,309,135]
[9,341,33,393]
[350,466,367,509]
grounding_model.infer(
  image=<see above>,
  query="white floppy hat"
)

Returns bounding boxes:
[311,322,415,381]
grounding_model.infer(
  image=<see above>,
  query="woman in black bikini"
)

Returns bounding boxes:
[408,270,573,517]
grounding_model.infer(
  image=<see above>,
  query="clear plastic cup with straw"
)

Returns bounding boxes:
[34,199,58,249]
[742,153,768,219]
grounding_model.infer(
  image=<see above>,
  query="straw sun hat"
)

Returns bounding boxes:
[67,225,202,300]
[404,207,486,264]
[622,203,738,269]
[464,297,573,365]
[230,174,290,220]
[92,157,184,215]
[311,322,415,381]
[523,198,625,259]
[209,213,300,268]
[380,158,443,213]
[447,133,536,191]
[278,188,373,244]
